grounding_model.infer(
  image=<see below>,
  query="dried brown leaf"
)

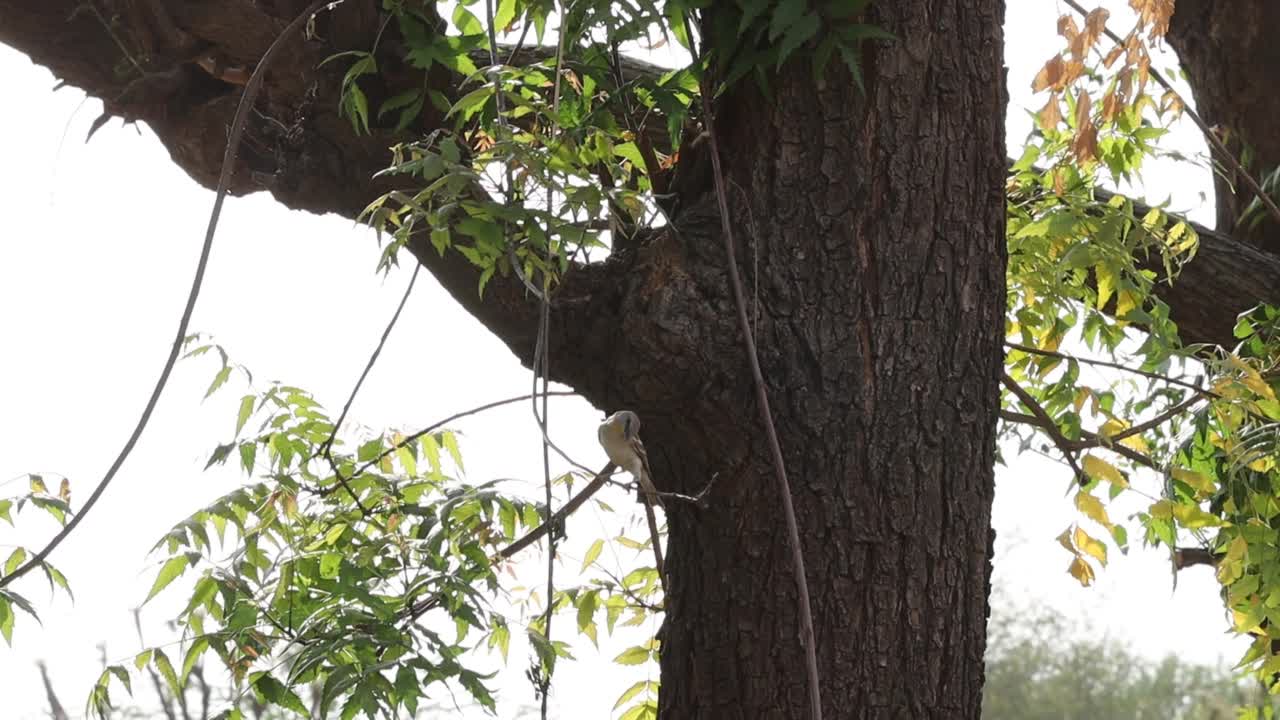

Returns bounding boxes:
[1130,0,1174,38]
[1032,54,1065,93]
[1038,92,1064,129]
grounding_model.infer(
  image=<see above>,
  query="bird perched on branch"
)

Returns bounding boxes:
[597,410,663,508]
[598,410,667,584]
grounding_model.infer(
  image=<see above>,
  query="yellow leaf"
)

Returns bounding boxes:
[1098,418,1128,437]
[1120,434,1149,454]
[1073,387,1091,413]
[1115,289,1138,318]
[1217,535,1247,585]
[1083,455,1127,489]
[1172,503,1222,528]
[1248,455,1275,473]
[1148,498,1174,519]
[1074,526,1108,566]
[1095,265,1115,311]
[1068,556,1095,586]
[1075,491,1113,529]
[1171,468,1216,498]
[1242,372,1277,404]
[1056,528,1076,554]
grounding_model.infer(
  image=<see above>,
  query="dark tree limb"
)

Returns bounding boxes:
[1174,546,1220,570]
[3,1,1278,361]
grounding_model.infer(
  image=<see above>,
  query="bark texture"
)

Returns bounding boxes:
[1168,0,1280,254]
[643,4,1006,716]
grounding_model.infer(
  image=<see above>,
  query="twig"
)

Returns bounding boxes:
[1106,395,1202,444]
[641,498,666,588]
[0,0,345,589]
[36,661,69,720]
[404,462,616,623]
[316,264,421,514]
[1062,0,1280,228]
[1002,373,1088,483]
[1005,342,1213,397]
[999,410,1159,470]
[348,390,579,480]
[689,13,823,719]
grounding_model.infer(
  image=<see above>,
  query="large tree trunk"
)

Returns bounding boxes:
[644,4,1007,716]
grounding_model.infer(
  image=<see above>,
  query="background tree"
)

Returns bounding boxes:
[2,1,1280,719]
[983,593,1272,720]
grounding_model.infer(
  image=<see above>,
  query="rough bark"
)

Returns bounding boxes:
[640,5,1007,716]
[1168,0,1280,254]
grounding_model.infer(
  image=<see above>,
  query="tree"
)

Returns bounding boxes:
[2,2,1280,719]
[983,594,1271,720]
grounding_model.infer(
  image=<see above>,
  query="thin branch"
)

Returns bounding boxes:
[693,15,823,719]
[36,661,69,720]
[1063,0,1280,228]
[317,264,421,514]
[999,410,1159,471]
[347,390,579,481]
[1106,395,1202,444]
[1002,373,1088,483]
[404,462,617,623]
[1005,342,1214,397]
[641,498,666,588]
[496,463,615,562]
[0,0,344,589]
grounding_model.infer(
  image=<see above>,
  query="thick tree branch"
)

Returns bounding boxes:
[4,0,1278,396]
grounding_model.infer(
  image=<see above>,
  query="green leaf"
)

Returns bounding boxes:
[40,561,72,601]
[614,142,648,173]
[146,555,191,603]
[442,430,465,471]
[253,672,310,716]
[452,5,484,36]
[613,644,651,665]
[777,12,821,68]
[0,596,12,645]
[235,394,256,436]
[182,636,210,682]
[205,443,235,470]
[153,649,182,698]
[613,680,653,710]
[494,0,518,30]
[768,0,808,42]
[4,548,26,577]
[739,0,771,33]
[320,552,341,579]
[205,365,232,399]
[239,442,257,475]
[581,538,604,572]
[107,665,132,696]
[448,85,495,119]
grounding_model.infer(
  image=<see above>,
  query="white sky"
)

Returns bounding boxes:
[0,2,1245,718]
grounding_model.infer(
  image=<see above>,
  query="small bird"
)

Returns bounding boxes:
[597,410,663,508]
[598,410,667,586]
